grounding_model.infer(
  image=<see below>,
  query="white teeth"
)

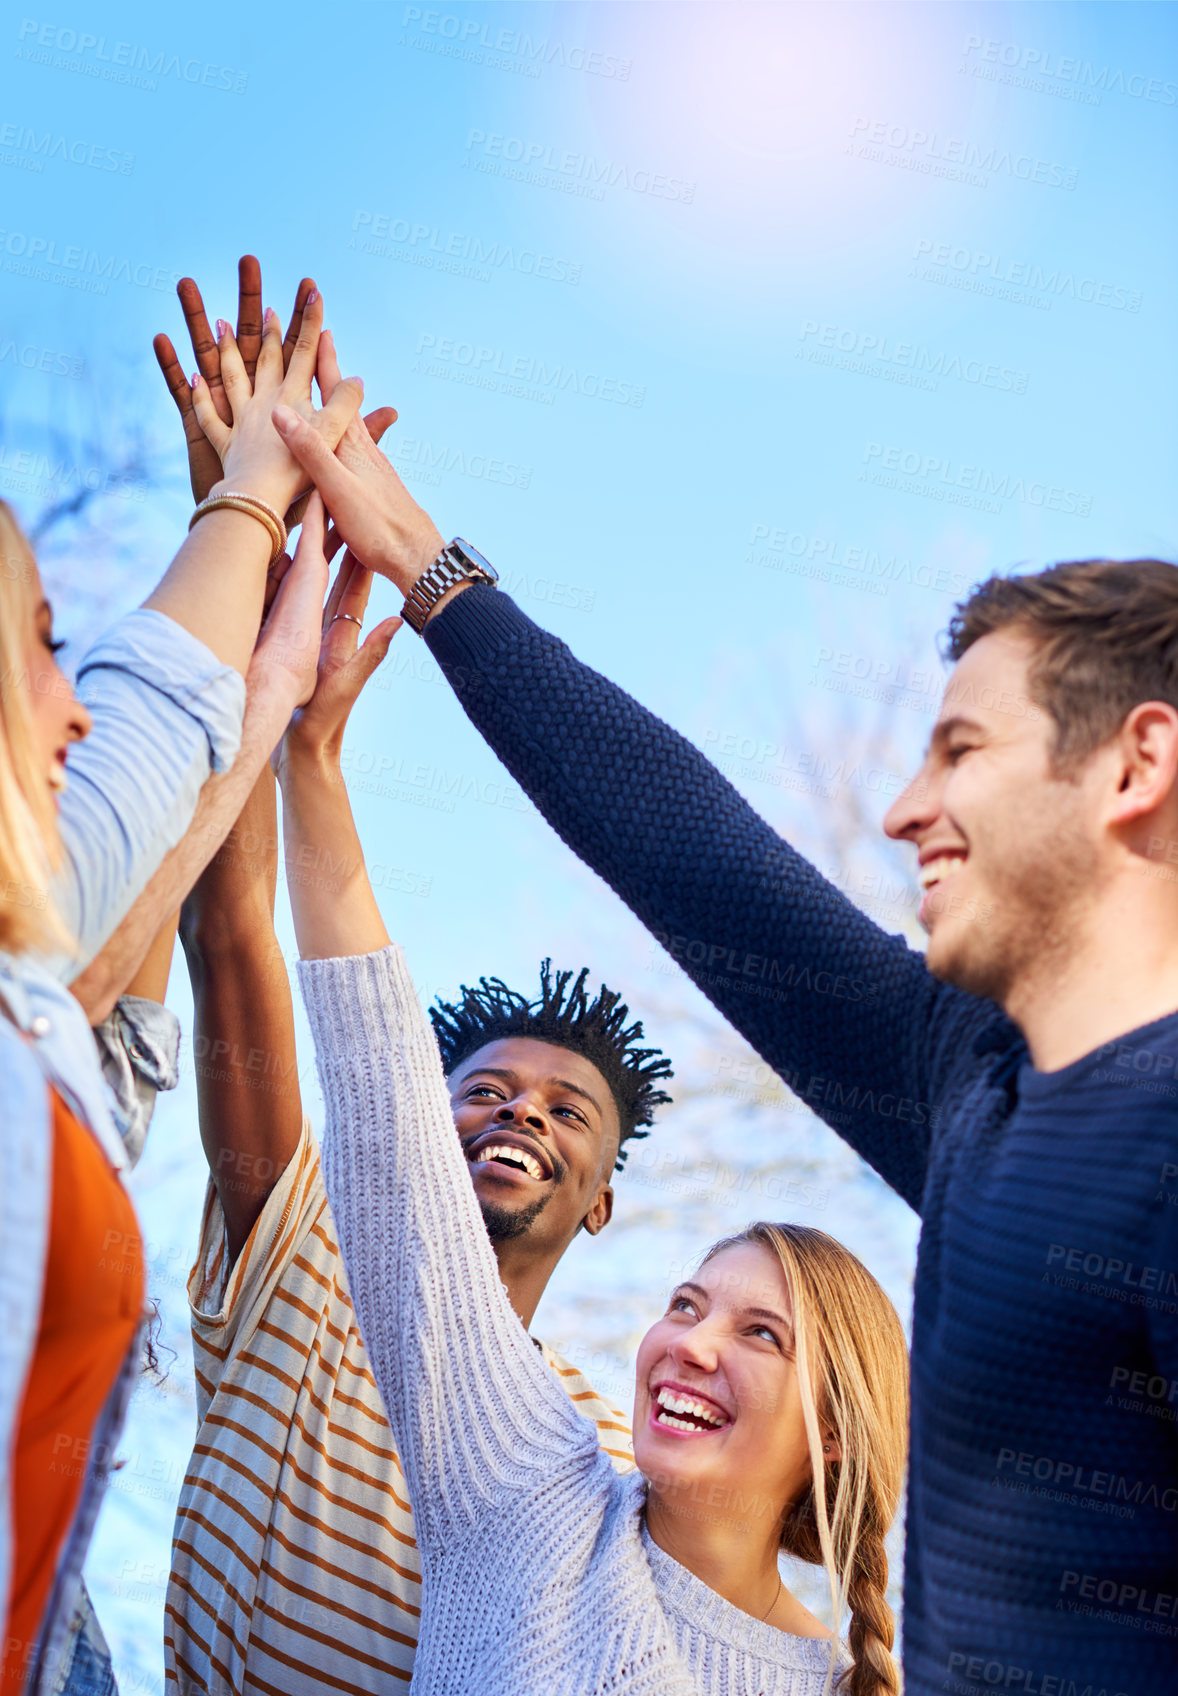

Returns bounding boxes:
[919,854,966,891]
[657,1412,700,1432]
[476,1144,545,1181]
[655,1388,725,1428]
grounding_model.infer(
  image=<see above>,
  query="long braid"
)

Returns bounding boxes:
[840,1519,899,1696]
[780,1475,899,1696]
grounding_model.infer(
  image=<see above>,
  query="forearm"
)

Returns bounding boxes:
[68,656,294,1023]
[142,501,273,677]
[278,748,389,961]
[183,888,302,1261]
[55,610,244,975]
[123,909,180,1004]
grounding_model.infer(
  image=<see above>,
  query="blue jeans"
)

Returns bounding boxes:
[54,1592,117,1696]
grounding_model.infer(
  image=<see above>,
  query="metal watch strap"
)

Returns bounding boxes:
[402,541,493,634]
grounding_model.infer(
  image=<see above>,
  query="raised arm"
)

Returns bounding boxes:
[274,398,1008,1211]
[69,535,327,1020]
[179,765,303,1263]
[278,508,594,1552]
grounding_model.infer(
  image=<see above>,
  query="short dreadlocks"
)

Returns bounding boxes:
[430,961,673,1171]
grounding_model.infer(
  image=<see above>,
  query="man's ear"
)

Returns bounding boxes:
[1109,702,1178,829]
[581,1185,613,1237]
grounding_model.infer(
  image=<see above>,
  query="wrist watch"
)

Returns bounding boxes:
[402,538,499,634]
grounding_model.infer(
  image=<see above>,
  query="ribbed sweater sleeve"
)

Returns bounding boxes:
[297,944,604,1553]
[426,589,1003,1210]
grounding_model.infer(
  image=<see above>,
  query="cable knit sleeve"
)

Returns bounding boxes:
[298,943,604,1554]
[425,588,1011,1212]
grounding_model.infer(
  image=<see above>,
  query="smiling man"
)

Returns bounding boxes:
[162,758,671,1694]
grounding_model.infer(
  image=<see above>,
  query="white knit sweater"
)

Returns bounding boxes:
[301,945,846,1696]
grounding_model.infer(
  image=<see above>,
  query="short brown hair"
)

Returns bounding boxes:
[946,558,1178,771]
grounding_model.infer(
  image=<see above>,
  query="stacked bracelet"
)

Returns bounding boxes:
[189,491,288,564]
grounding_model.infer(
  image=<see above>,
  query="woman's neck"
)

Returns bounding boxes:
[643,1489,832,1640]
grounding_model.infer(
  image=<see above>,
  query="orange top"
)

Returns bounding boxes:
[2,1091,144,1695]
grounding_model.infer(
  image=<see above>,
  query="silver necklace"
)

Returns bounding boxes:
[760,1578,783,1622]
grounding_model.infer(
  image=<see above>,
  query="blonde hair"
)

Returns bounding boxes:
[0,501,68,954]
[701,1223,908,1696]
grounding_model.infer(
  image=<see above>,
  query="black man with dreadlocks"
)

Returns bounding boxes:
[433,966,670,1329]
[159,555,673,1696]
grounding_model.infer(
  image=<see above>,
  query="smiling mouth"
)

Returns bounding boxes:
[652,1386,731,1434]
[466,1141,549,1182]
[919,853,967,892]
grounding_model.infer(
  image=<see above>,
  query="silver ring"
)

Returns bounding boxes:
[332,612,363,628]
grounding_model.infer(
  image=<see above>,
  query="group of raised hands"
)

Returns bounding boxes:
[73,257,449,1022]
[154,254,448,721]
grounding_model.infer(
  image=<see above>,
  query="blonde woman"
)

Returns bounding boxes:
[273,544,909,1694]
[0,290,361,1696]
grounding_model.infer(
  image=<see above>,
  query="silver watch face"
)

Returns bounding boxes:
[449,538,498,584]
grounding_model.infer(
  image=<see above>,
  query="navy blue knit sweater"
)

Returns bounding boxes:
[426,587,1178,1696]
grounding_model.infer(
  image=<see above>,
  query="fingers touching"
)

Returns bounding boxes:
[282,278,316,373]
[177,276,231,427]
[286,286,324,393]
[214,320,251,417]
[235,255,264,382]
[189,371,231,459]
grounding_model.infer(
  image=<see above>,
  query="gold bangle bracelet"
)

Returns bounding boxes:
[189,492,288,564]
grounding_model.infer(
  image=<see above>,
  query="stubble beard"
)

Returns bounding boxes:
[927,804,1099,1011]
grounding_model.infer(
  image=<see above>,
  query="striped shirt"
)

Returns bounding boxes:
[164,1122,634,1694]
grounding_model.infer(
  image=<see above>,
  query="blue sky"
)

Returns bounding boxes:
[3,0,1176,1678]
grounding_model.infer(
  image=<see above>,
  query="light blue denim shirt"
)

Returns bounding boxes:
[0,607,244,1696]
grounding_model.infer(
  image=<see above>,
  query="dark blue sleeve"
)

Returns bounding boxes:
[426,588,1004,1212]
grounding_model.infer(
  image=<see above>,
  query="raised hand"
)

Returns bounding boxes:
[273,329,444,597]
[188,291,362,518]
[154,256,316,503]
[274,494,396,963]
[278,495,401,772]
